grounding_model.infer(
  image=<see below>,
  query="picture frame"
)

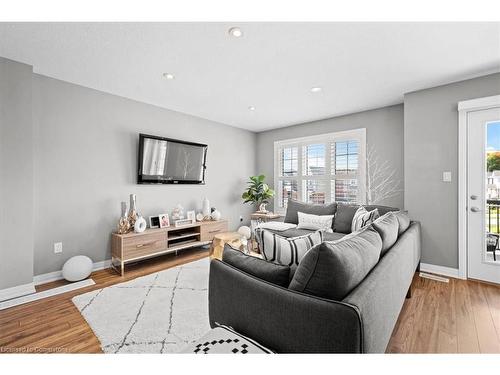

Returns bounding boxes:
[148,215,160,229]
[159,213,170,228]
[187,210,196,224]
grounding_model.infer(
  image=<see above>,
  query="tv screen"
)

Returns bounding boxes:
[137,134,207,184]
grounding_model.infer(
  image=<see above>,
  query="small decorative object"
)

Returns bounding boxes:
[240,236,249,254]
[149,215,160,229]
[211,209,221,221]
[159,213,170,228]
[187,210,196,224]
[202,197,210,217]
[242,175,275,213]
[175,218,193,227]
[196,212,204,222]
[128,194,138,228]
[237,225,252,240]
[134,215,147,233]
[172,204,185,221]
[62,255,93,282]
[117,201,131,234]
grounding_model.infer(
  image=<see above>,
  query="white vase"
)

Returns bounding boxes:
[202,197,210,217]
[211,210,221,221]
[134,216,147,233]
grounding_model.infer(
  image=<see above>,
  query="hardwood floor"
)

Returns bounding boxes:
[386,274,500,353]
[1,252,499,354]
[0,249,209,354]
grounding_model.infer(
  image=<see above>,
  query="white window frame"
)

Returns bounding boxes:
[273,128,366,214]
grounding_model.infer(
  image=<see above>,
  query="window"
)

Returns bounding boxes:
[274,129,366,213]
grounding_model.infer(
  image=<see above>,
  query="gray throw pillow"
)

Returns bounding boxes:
[284,200,337,226]
[393,210,411,235]
[222,244,291,287]
[333,204,360,234]
[371,212,399,255]
[288,225,382,300]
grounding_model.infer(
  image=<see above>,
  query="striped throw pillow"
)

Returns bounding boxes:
[255,229,323,268]
[351,207,380,232]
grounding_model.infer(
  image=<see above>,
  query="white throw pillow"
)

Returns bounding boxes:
[351,207,380,232]
[297,212,334,232]
[255,229,323,268]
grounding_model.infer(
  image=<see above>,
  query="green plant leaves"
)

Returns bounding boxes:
[241,175,275,205]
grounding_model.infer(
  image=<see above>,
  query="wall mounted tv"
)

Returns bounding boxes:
[137,134,208,184]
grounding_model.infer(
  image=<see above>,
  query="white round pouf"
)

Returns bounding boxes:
[62,255,93,282]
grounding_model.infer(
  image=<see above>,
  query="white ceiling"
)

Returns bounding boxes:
[1,22,499,132]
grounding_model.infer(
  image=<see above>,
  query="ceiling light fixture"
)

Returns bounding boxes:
[163,73,175,80]
[310,86,322,93]
[228,27,243,38]
[248,106,256,111]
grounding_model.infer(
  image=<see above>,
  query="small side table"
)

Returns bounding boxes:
[210,232,243,261]
[250,212,283,252]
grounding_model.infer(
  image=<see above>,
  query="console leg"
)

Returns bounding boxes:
[406,285,412,299]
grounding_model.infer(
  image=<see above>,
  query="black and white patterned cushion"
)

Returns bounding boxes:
[351,207,379,232]
[255,229,323,267]
[182,325,273,354]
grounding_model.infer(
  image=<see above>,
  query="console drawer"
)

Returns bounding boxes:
[122,231,167,261]
[200,220,228,242]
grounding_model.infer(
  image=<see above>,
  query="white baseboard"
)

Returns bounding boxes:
[0,279,96,310]
[419,263,459,279]
[0,282,36,302]
[33,259,112,286]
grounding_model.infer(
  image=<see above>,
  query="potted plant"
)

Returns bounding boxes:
[242,175,275,213]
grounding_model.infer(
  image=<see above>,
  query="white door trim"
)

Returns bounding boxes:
[458,95,500,280]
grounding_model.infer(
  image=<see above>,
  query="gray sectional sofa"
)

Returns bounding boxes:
[208,201,421,353]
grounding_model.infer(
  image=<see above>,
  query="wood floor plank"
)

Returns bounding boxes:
[484,283,500,342]
[455,278,481,353]
[468,281,500,353]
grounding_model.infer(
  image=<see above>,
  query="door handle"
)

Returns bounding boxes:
[470,207,481,212]
[470,195,478,200]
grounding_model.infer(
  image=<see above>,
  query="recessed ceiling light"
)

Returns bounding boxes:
[310,86,322,93]
[163,73,175,80]
[228,27,243,38]
[248,106,256,111]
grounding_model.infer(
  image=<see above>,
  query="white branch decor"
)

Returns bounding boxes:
[365,145,402,205]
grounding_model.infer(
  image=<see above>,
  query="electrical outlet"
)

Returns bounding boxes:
[54,242,63,254]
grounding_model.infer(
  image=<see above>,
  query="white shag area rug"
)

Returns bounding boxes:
[72,257,210,353]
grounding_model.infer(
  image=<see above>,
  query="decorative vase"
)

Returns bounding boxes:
[128,194,138,228]
[211,209,221,221]
[117,201,131,234]
[202,197,210,217]
[134,216,147,233]
[258,203,268,213]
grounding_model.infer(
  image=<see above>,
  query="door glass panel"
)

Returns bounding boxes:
[485,121,500,263]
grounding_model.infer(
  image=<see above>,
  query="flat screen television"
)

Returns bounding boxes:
[137,134,208,184]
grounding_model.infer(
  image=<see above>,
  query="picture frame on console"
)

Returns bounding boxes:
[149,215,160,229]
[159,214,170,228]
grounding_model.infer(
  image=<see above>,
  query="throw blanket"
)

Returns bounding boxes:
[256,222,297,231]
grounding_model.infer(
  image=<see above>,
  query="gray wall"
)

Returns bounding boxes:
[256,104,404,209]
[32,74,256,276]
[0,58,34,289]
[404,73,500,269]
